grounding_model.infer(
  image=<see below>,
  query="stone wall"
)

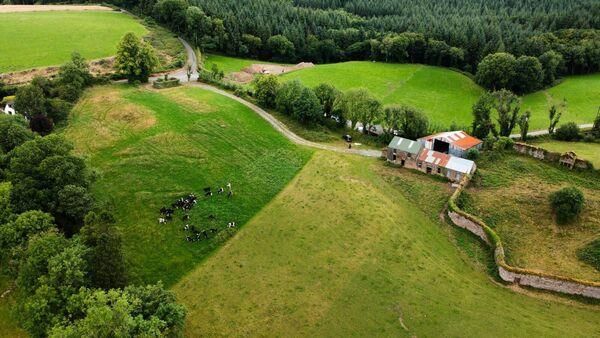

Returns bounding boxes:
[513,142,592,170]
[448,211,489,244]
[447,176,600,299]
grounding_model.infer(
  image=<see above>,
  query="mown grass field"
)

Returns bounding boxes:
[280,61,483,129]
[465,154,600,281]
[63,84,311,286]
[522,73,600,129]
[209,55,599,130]
[0,10,147,73]
[174,152,600,336]
[533,140,600,168]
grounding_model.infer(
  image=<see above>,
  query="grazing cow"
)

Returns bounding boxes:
[217,187,224,194]
[160,207,167,215]
[227,191,233,198]
[158,218,167,224]
[183,214,190,221]
[186,236,192,242]
[227,222,236,228]
[226,182,232,190]
[201,230,208,239]
[184,224,190,231]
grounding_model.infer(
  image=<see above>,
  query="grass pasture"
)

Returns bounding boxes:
[175,152,600,336]
[280,61,484,128]
[0,10,147,73]
[466,154,600,281]
[64,84,311,286]
[209,54,600,130]
[533,140,600,168]
[522,73,600,129]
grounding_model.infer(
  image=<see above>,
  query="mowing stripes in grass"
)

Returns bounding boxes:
[64,85,311,286]
[0,11,147,72]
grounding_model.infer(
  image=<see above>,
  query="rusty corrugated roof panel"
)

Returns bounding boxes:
[418,130,482,150]
[418,149,450,166]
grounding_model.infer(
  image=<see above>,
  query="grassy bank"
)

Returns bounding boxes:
[64,84,311,286]
[465,154,600,281]
[174,152,600,336]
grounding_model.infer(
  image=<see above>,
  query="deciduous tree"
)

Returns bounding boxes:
[115,33,159,84]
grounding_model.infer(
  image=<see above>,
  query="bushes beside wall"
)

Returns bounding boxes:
[447,176,600,299]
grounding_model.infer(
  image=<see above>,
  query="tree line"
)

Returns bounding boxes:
[128,0,599,94]
[5,0,598,94]
[0,37,185,337]
[252,74,431,142]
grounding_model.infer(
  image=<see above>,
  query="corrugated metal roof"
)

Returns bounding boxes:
[388,136,423,154]
[418,149,475,174]
[445,156,476,174]
[418,149,450,166]
[418,130,482,150]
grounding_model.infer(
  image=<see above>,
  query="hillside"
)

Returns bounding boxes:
[0,10,147,73]
[280,61,483,128]
[174,151,600,336]
[208,54,599,130]
[522,73,600,129]
[63,85,311,286]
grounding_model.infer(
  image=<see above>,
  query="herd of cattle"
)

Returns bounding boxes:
[157,184,235,243]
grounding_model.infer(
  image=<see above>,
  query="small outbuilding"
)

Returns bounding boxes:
[385,136,423,169]
[417,149,477,182]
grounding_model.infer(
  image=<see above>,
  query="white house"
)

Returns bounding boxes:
[3,101,16,116]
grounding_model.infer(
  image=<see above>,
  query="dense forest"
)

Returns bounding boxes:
[120,0,599,92]
[7,0,599,88]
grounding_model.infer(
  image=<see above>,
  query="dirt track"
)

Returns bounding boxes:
[0,5,111,13]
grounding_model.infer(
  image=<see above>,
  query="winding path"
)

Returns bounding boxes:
[159,40,382,158]
[162,39,594,155]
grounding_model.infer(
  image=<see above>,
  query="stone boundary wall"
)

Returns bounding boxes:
[513,142,592,170]
[447,176,600,299]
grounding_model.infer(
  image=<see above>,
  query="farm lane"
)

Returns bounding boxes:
[156,38,593,152]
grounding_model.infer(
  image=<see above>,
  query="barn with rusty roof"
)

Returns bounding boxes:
[417,149,477,182]
[418,130,482,158]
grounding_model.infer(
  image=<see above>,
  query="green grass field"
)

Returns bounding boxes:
[522,74,600,129]
[64,85,311,286]
[0,11,147,73]
[205,54,282,75]
[281,61,483,128]
[174,152,600,336]
[534,140,600,168]
[465,154,600,281]
[209,54,599,130]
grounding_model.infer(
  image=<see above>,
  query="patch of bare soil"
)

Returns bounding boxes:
[228,62,314,83]
[0,57,115,85]
[0,5,111,13]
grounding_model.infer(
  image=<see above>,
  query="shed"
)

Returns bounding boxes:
[385,136,423,168]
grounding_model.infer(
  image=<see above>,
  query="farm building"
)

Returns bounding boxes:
[384,136,423,169]
[417,149,477,182]
[418,131,482,158]
[384,136,477,182]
